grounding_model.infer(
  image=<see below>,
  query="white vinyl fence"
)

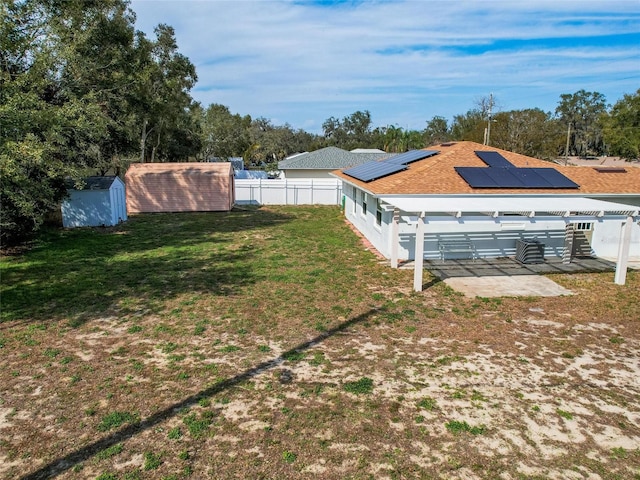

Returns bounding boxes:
[235,179,343,205]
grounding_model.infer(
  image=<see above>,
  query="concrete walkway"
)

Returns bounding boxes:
[387,256,638,298]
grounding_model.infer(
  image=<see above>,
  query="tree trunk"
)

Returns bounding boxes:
[140,118,148,163]
[151,130,161,162]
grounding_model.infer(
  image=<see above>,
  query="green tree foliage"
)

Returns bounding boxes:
[1,0,111,244]
[246,118,318,170]
[322,110,373,150]
[1,0,198,245]
[200,104,252,161]
[375,125,424,152]
[450,109,486,143]
[424,116,452,145]
[136,24,199,162]
[555,89,607,156]
[601,89,640,160]
[490,109,563,159]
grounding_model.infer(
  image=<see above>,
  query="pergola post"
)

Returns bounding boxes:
[563,222,574,264]
[390,208,400,268]
[413,212,425,292]
[614,216,633,285]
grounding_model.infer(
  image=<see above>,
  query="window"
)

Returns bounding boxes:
[361,191,367,216]
[375,198,383,226]
[352,186,357,214]
[575,222,593,231]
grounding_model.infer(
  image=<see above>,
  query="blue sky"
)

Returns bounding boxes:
[130,0,640,134]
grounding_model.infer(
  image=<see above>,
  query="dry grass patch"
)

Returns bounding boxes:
[1,206,639,479]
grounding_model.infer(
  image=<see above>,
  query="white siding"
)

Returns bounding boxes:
[344,186,640,260]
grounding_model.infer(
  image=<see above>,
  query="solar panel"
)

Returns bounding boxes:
[530,168,580,188]
[475,151,514,168]
[487,167,525,187]
[343,161,406,182]
[457,167,579,189]
[384,150,439,165]
[455,167,499,187]
[514,169,551,188]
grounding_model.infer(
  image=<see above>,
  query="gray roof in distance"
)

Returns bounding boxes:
[278,146,394,170]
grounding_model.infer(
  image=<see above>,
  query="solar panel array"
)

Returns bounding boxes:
[455,166,580,189]
[454,151,579,189]
[343,149,440,182]
[343,162,407,183]
[475,151,514,168]
[384,150,439,165]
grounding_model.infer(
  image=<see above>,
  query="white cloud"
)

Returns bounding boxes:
[130,0,640,133]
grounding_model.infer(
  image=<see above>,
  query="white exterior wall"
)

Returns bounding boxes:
[344,185,640,260]
[343,185,389,253]
[591,218,640,258]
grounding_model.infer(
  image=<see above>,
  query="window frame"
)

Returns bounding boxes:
[361,191,367,217]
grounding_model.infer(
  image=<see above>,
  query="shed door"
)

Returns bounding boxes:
[113,188,124,223]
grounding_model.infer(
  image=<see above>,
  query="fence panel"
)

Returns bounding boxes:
[235,179,343,205]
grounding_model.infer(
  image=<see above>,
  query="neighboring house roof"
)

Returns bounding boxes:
[209,157,244,171]
[332,141,640,196]
[278,146,393,170]
[235,170,268,179]
[65,176,120,191]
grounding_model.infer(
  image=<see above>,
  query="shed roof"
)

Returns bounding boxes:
[278,146,392,170]
[332,141,640,196]
[65,176,121,191]
[126,162,233,178]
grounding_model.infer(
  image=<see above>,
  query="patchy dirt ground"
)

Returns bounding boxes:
[1,276,639,480]
[1,208,639,479]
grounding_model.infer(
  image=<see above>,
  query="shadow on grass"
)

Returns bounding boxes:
[1,206,292,325]
[20,306,385,480]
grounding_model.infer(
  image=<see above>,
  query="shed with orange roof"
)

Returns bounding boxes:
[125,162,234,214]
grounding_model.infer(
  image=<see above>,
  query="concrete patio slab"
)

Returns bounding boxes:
[444,275,574,298]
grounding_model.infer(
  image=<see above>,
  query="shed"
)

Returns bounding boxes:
[61,176,127,228]
[125,162,234,214]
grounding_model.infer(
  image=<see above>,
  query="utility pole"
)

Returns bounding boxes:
[485,93,494,146]
[564,124,571,165]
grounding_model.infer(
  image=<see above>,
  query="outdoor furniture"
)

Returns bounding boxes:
[438,240,475,260]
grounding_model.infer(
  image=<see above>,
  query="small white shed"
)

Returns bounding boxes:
[61,176,127,228]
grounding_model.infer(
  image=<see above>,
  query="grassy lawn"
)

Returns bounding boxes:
[1,205,639,479]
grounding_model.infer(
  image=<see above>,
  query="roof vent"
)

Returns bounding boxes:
[593,166,627,173]
[440,142,456,147]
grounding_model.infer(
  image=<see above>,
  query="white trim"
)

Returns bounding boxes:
[377,195,639,217]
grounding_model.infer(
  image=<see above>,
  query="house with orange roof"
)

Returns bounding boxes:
[331,141,639,290]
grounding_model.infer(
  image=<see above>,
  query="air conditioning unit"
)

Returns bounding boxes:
[515,239,545,264]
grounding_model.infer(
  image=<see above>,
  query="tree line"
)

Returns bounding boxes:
[1,0,639,245]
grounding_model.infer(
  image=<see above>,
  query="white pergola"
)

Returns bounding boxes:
[378,195,639,291]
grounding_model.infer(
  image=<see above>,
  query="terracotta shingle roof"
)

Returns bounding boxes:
[332,141,640,195]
